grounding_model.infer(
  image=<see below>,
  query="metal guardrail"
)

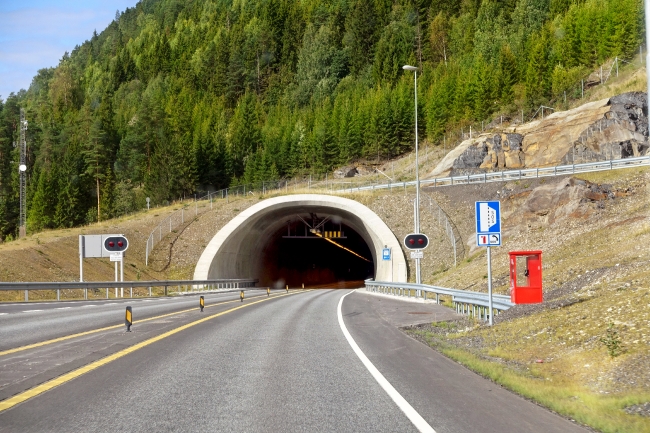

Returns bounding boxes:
[365,279,514,322]
[143,155,648,265]
[335,156,650,193]
[0,278,258,302]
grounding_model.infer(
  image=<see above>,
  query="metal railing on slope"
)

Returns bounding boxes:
[0,278,258,302]
[143,155,648,265]
[365,279,513,322]
[334,156,650,193]
[145,179,309,266]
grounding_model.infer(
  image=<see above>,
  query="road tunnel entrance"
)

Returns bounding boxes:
[261,216,374,287]
[194,195,407,286]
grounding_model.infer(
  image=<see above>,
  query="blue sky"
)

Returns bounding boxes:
[0,0,139,101]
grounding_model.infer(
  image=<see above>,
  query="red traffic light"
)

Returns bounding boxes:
[104,236,129,253]
[403,233,429,250]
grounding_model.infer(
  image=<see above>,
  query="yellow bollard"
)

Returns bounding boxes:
[302,283,304,290]
[267,287,270,296]
[286,285,289,293]
[125,306,132,332]
[240,290,244,302]
[200,295,204,312]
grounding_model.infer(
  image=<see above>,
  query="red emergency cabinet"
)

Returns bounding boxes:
[509,250,543,304]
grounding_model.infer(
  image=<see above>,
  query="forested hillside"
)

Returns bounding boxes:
[0,0,642,239]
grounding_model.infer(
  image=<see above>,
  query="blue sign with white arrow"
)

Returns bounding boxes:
[382,248,391,261]
[475,201,501,247]
[475,201,501,234]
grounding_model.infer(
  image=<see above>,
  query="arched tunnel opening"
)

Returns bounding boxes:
[260,215,375,288]
[194,195,408,286]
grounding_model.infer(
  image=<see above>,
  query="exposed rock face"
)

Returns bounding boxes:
[430,92,648,178]
[333,166,358,178]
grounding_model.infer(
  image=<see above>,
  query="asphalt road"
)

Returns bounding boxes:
[0,291,252,350]
[0,289,591,433]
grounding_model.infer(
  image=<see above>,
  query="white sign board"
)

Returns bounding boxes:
[410,250,423,259]
[110,252,123,262]
[80,234,126,258]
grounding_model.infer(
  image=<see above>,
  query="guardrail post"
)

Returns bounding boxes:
[57,289,60,301]
[24,289,28,302]
[130,287,133,298]
[84,288,88,300]
[165,285,168,296]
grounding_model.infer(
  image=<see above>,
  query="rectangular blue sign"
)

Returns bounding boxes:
[382,248,391,261]
[475,201,501,234]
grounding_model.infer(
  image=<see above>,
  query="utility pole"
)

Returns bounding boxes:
[19,109,27,238]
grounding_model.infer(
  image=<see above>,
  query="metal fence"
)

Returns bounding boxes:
[144,155,649,265]
[145,179,315,265]
[422,194,464,267]
[365,279,513,322]
[0,278,258,302]
[334,155,650,193]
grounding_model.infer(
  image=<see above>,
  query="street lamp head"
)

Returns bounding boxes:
[402,65,418,71]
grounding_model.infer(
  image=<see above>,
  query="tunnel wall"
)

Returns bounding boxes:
[193,194,407,283]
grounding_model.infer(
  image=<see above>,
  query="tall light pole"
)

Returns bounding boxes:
[403,65,422,285]
[646,0,650,136]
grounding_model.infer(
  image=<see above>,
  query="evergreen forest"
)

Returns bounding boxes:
[0,0,642,238]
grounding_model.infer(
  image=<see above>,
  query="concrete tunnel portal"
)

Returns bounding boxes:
[194,195,407,288]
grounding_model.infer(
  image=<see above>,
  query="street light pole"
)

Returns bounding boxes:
[403,65,421,285]
[646,0,650,136]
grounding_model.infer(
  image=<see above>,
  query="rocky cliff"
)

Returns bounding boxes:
[429,92,649,178]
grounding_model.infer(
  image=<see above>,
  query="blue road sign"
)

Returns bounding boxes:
[382,248,391,261]
[475,201,501,234]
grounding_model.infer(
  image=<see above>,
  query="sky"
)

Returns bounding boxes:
[0,0,139,101]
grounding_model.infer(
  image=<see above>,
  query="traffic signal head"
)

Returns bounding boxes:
[404,233,429,250]
[104,236,129,252]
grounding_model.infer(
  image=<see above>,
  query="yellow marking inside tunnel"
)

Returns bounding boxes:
[0,292,274,358]
[312,231,371,262]
[0,290,305,413]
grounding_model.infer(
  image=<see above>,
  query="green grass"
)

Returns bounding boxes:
[410,329,650,433]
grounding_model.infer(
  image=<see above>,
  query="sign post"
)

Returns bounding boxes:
[475,201,501,326]
[382,247,393,282]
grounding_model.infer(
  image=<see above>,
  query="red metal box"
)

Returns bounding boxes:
[509,250,543,304]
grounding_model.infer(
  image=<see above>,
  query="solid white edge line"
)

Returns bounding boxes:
[337,291,436,433]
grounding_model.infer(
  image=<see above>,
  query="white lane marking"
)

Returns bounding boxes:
[22,310,44,313]
[56,307,72,310]
[337,291,436,433]
[0,313,7,315]
[81,305,97,307]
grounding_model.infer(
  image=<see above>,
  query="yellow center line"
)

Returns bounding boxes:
[0,292,279,358]
[0,290,309,412]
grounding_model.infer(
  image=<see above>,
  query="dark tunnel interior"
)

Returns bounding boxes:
[260,216,375,288]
